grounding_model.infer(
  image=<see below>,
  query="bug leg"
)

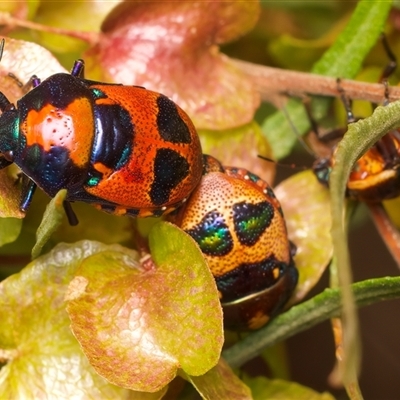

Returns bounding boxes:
[380,33,397,85]
[63,201,79,226]
[302,97,321,138]
[379,34,397,105]
[303,96,346,144]
[20,75,41,91]
[371,35,399,166]
[30,75,41,88]
[70,59,85,78]
[0,38,5,61]
[7,73,41,93]
[336,78,356,124]
[19,178,37,213]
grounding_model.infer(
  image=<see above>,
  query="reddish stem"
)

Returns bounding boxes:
[0,12,99,46]
[368,203,400,270]
[233,58,400,104]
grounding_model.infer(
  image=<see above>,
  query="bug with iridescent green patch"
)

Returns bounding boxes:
[0,40,203,225]
[171,155,298,331]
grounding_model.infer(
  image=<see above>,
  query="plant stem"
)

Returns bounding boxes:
[233,59,400,105]
[222,276,400,369]
[0,12,99,45]
[368,203,400,270]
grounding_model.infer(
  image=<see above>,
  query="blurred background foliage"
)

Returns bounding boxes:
[0,1,400,398]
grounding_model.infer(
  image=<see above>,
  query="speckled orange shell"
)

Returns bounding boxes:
[173,158,298,330]
[14,73,203,217]
[179,170,291,278]
[82,85,203,213]
[329,130,400,202]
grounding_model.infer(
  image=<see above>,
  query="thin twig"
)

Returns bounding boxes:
[0,12,99,46]
[0,11,397,107]
[233,58,400,104]
[223,276,400,369]
[368,203,400,270]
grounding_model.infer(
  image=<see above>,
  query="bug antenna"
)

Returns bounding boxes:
[0,38,5,62]
[281,103,316,157]
[257,154,307,171]
[378,34,397,106]
[379,33,397,85]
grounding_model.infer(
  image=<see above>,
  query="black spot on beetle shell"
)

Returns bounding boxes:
[156,95,191,144]
[149,148,189,205]
[216,257,296,302]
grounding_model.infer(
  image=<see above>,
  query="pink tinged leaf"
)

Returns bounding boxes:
[67,222,223,392]
[199,121,276,185]
[0,241,140,398]
[87,0,261,130]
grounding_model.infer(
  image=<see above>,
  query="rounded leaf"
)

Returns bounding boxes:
[87,0,260,130]
[275,170,333,303]
[187,358,252,399]
[0,168,24,219]
[67,222,223,392]
[0,217,22,247]
[0,241,139,399]
[199,121,276,185]
[0,37,66,103]
[31,189,67,259]
[245,376,335,400]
